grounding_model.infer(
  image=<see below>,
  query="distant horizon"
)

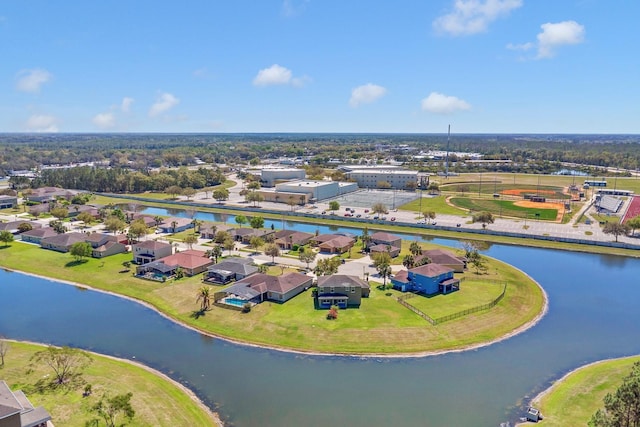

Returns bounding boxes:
[1,131,640,137]
[2,1,638,134]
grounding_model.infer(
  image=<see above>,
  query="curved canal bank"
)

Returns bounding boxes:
[1,340,222,426]
[2,245,640,426]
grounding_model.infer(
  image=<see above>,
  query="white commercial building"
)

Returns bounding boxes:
[275,180,358,202]
[344,168,418,190]
[257,167,306,187]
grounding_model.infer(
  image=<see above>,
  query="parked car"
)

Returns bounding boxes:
[322,211,327,215]
[344,213,352,217]
[364,209,370,213]
[390,217,396,221]
[373,215,379,220]
[356,214,362,218]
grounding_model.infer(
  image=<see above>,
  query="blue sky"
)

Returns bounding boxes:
[1,0,638,134]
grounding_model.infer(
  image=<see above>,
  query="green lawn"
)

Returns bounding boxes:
[0,241,544,355]
[399,194,468,216]
[0,341,217,427]
[450,197,560,221]
[530,356,640,427]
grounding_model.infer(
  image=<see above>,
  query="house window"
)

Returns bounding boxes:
[330,287,335,293]
[351,287,356,293]
[318,287,324,293]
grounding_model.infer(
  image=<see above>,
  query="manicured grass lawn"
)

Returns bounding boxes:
[1,341,216,427]
[406,277,504,319]
[399,195,468,216]
[440,183,569,199]
[531,356,640,427]
[450,197,559,221]
[0,241,544,355]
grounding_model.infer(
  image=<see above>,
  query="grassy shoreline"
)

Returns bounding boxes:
[521,355,640,426]
[0,340,221,427]
[0,240,545,356]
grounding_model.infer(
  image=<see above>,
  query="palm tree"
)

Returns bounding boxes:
[171,220,178,233]
[402,254,415,269]
[196,286,212,312]
[154,215,163,227]
[360,227,371,252]
[409,241,422,256]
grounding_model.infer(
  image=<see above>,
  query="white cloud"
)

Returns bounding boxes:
[506,42,534,51]
[16,69,52,93]
[282,0,309,17]
[92,112,116,129]
[26,114,58,132]
[433,0,522,36]
[536,20,585,58]
[349,83,387,107]
[508,20,585,59]
[421,92,471,114]
[121,97,134,113]
[149,92,180,117]
[253,64,293,86]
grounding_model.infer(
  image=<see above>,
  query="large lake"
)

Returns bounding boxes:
[2,211,640,426]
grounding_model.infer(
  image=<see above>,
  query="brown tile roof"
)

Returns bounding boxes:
[160,250,212,269]
[21,227,58,239]
[41,232,86,247]
[393,270,409,283]
[237,272,311,294]
[422,249,465,265]
[134,240,171,250]
[370,231,400,242]
[319,235,354,249]
[410,263,453,277]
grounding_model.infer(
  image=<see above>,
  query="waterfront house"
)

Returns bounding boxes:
[231,228,274,244]
[314,234,355,254]
[274,230,314,249]
[136,249,213,279]
[369,231,402,251]
[416,249,466,273]
[316,275,370,308]
[40,232,86,253]
[21,227,58,244]
[85,233,127,258]
[132,240,173,264]
[391,263,459,295]
[158,217,193,233]
[200,223,234,240]
[0,380,52,427]
[368,243,401,258]
[217,272,312,306]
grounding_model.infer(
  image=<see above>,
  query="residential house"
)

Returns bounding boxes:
[40,232,87,253]
[200,223,234,240]
[369,244,401,258]
[391,263,459,295]
[127,213,159,228]
[85,233,127,258]
[27,187,78,203]
[316,274,370,308]
[217,272,312,305]
[0,221,42,235]
[231,228,274,244]
[158,217,193,233]
[274,230,314,249]
[315,234,355,254]
[416,249,466,273]
[136,249,213,278]
[0,380,52,427]
[132,240,173,264]
[369,231,402,251]
[204,258,258,284]
[67,204,100,219]
[0,195,18,209]
[20,227,58,244]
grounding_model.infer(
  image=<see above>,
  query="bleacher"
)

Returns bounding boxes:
[597,195,623,213]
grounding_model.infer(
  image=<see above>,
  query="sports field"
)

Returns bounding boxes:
[449,197,563,221]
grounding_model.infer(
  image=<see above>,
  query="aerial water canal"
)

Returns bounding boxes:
[2,210,640,426]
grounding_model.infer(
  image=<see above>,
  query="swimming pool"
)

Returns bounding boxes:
[224,297,250,307]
